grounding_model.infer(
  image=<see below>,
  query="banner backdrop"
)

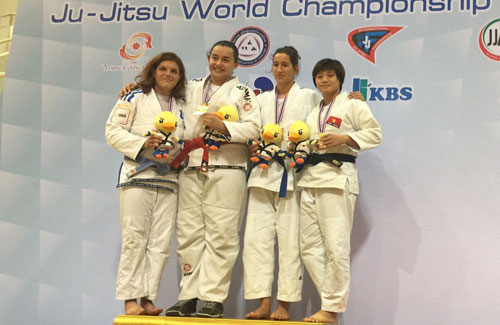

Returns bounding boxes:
[1,1,499,324]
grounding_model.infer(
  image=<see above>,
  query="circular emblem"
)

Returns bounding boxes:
[242,102,253,112]
[183,263,191,272]
[479,18,500,61]
[119,32,153,61]
[230,26,270,67]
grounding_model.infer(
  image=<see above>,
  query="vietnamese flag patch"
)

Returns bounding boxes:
[327,116,342,128]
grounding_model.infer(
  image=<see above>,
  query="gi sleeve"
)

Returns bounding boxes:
[105,97,147,160]
[223,85,261,143]
[345,100,382,151]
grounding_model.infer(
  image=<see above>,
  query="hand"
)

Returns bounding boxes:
[287,141,296,153]
[316,134,349,149]
[142,133,164,149]
[119,83,137,97]
[202,113,226,133]
[248,140,260,156]
[348,91,365,101]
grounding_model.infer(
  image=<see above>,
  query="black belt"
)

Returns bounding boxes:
[308,153,356,168]
[118,182,176,194]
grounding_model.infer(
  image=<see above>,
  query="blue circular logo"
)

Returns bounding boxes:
[230,26,270,67]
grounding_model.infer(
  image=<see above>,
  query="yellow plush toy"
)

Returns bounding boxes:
[249,123,285,169]
[144,111,183,160]
[204,105,238,151]
[287,120,311,168]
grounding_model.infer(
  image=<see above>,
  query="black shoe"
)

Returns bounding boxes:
[164,298,198,317]
[196,301,223,318]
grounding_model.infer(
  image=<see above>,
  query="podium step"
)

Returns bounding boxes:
[113,315,335,325]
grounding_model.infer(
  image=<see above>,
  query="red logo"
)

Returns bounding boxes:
[348,26,403,64]
[183,263,191,272]
[242,102,253,112]
[119,32,152,60]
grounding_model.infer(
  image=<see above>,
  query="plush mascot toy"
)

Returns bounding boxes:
[249,123,286,169]
[144,111,183,160]
[287,120,311,168]
[204,105,238,151]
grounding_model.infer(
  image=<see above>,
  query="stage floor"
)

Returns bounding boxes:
[113,315,335,324]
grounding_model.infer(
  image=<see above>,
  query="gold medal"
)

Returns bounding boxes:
[194,104,208,116]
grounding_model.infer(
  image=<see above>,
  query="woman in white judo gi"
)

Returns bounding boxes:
[106,52,186,315]
[298,58,382,323]
[163,40,261,318]
[243,46,320,321]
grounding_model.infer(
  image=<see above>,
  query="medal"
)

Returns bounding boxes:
[194,104,209,116]
[193,79,220,116]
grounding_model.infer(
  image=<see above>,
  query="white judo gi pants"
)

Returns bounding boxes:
[116,186,177,300]
[300,183,357,313]
[243,187,303,302]
[176,168,247,303]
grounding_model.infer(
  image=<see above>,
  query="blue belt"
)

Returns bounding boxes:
[126,156,174,178]
[247,155,288,198]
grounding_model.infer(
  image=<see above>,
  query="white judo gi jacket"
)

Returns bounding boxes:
[182,76,261,169]
[297,92,382,192]
[247,83,320,192]
[106,89,184,190]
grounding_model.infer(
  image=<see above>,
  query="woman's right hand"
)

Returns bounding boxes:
[249,139,260,156]
[119,83,137,97]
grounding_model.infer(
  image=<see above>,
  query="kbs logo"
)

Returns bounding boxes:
[348,26,403,64]
[230,26,270,67]
[353,78,413,101]
[479,18,500,61]
[119,32,152,60]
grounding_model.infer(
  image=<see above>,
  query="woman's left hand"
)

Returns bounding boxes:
[348,91,365,101]
[202,112,229,135]
[317,134,349,149]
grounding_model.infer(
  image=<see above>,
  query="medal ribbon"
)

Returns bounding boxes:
[275,90,288,125]
[203,79,223,104]
[317,100,334,133]
[167,95,173,112]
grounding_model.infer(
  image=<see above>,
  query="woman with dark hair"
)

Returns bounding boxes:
[298,58,382,323]
[106,52,186,316]
[243,46,320,321]
[163,40,260,318]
